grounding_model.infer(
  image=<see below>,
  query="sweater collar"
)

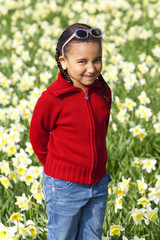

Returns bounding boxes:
[47,72,103,97]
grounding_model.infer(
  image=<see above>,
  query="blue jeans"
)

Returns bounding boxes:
[43,172,111,240]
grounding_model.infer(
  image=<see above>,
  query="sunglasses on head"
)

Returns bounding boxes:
[61,28,103,57]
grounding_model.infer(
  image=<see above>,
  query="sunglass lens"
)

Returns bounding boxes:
[91,28,102,37]
[76,29,88,38]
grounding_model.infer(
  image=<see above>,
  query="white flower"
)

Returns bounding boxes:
[117,108,130,123]
[133,157,142,168]
[0,160,10,175]
[137,197,150,207]
[155,175,160,187]
[15,193,32,211]
[123,73,138,91]
[132,236,145,240]
[9,212,23,223]
[20,50,31,62]
[141,158,157,173]
[33,191,44,204]
[153,122,160,133]
[124,98,136,111]
[110,224,125,236]
[0,175,12,189]
[138,91,150,105]
[137,178,148,194]
[18,222,28,238]
[45,55,56,68]
[145,55,154,66]
[26,220,40,238]
[131,208,145,225]
[0,222,16,240]
[121,61,135,74]
[114,196,123,213]
[135,105,152,121]
[144,207,158,225]
[25,142,34,156]
[16,164,27,177]
[40,71,52,84]
[137,63,149,74]
[116,178,131,197]
[152,46,160,58]
[148,185,160,204]
[129,125,147,140]
[21,169,35,186]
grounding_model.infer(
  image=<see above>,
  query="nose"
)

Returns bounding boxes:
[87,63,95,74]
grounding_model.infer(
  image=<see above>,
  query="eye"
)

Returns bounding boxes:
[94,58,102,63]
[78,60,87,64]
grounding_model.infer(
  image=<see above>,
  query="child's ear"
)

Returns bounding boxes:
[59,56,67,70]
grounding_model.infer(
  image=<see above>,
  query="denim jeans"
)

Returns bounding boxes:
[43,171,111,240]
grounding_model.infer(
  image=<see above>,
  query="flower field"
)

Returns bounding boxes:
[0,0,160,239]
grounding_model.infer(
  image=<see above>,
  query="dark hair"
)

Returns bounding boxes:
[55,23,108,98]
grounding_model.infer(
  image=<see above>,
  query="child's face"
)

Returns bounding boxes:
[59,41,102,90]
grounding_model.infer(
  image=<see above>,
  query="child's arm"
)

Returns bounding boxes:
[29,91,60,165]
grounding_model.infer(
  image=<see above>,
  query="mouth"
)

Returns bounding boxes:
[84,75,96,79]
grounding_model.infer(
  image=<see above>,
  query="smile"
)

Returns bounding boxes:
[84,75,95,78]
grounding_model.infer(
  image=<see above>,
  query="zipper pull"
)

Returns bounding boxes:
[83,90,89,100]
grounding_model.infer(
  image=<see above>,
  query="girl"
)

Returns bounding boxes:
[30,23,112,240]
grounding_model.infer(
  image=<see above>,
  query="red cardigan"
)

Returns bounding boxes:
[30,72,112,185]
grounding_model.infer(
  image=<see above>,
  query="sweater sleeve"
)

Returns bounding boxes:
[29,90,60,165]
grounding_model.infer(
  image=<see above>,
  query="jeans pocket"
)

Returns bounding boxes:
[54,178,73,190]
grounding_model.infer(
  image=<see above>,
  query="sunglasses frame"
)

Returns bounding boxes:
[61,28,103,57]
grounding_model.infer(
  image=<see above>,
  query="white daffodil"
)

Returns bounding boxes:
[124,98,136,111]
[137,177,148,194]
[137,197,150,207]
[138,91,150,105]
[0,222,16,240]
[114,196,123,213]
[135,105,152,121]
[148,185,160,204]
[15,193,32,211]
[9,212,23,223]
[0,175,12,189]
[110,224,125,236]
[131,208,145,225]
[153,122,160,133]
[141,158,157,173]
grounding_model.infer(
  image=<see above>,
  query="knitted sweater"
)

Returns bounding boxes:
[29,72,112,185]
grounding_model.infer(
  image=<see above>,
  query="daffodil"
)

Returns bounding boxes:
[0,175,12,189]
[114,196,123,213]
[131,208,145,225]
[9,212,23,223]
[137,177,148,194]
[0,160,10,175]
[15,193,32,211]
[153,122,160,133]
[137,197,150,207]
[110,224,125,236]
[138,91,150,105]
[135,105,152,121]
[129,125,147,140]
[141,158,157,173]
[124,98,136,111]
[148,185,160,204]
[26,220,40,238]
[0,222,16,240]
[132,236,145,240]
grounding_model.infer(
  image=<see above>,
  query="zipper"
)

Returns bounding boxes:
[82,89,97,184]
[83,90,89,100]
